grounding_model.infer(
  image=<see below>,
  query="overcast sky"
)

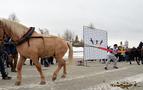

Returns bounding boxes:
[0,0,143,47]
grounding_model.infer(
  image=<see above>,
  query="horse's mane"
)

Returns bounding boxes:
[0,18,28,36]
[0,18,65,40]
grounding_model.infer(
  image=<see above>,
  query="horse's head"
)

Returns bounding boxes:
[137,41,143,49]
[0,18,30,42]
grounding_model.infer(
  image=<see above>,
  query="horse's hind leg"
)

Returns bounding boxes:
[129,56,132,64]
[136,57,140,65]
[15,56,26,86]
[12,54,18,72]
[14,54,18,71]
[52,59,64,81]
[61,60,67,78]
[31,58,46,85]
[141,57,143,64]
[10,58,15,72]
[7,55,14,71]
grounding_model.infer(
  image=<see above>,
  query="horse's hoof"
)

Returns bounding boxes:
[15,81,21,86]
[52,77,57,81]
[40,81,46,85]
[61,75,66,78]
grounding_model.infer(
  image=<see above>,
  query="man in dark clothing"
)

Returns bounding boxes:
[0,44,12,80]
[42,57,50,67]
[3,37,18,71]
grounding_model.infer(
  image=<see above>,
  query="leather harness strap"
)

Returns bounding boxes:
[15,27,35,46]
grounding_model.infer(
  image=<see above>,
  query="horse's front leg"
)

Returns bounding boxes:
[136,57,140,65]
[13,54,18,72]
[32,57,46,85]
[15,56,26,86]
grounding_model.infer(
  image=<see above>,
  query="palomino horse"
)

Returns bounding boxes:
[0,18,73,85]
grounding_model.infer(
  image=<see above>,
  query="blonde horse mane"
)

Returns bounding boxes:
[0,18,28,36]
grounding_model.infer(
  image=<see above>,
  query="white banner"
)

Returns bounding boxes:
[83,26,108,60]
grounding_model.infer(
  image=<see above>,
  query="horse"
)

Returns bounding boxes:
[141,47,143,64]
[137,42,143,64]
[0,18,73,86]
[127,42,143,65]
[126,47,140,65]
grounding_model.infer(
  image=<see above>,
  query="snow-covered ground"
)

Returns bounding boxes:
[64,47,83,59]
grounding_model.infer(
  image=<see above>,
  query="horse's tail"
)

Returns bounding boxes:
[67,41,73,64]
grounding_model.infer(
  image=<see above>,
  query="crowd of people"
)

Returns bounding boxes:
[29,56,54,67]
[103,41,143,70]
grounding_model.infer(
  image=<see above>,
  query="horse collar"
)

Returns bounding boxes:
[15,27,35,46]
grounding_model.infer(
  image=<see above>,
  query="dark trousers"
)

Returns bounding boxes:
[30,59,33,66]
[48,57,54,65]
[0,57,7,78]
[40,58,49,66]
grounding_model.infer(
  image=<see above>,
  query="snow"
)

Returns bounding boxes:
[64,47,83,59]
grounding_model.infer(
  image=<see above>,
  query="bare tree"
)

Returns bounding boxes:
[80,39,84,47]
[63,29,74,42]
[39,28,49,35]
[8,13,19,22]
[39,28,44,34]
[89,23,95,29]
[74,35,79,42]
[43,28,49,35]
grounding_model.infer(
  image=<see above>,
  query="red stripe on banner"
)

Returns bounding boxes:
[85,44,126,53]
[98,47,113,52]
[97,47,126,53]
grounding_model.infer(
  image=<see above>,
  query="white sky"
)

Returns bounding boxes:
[0,0,143,47]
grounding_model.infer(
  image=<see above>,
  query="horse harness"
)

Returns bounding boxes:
[15,27,43,46]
